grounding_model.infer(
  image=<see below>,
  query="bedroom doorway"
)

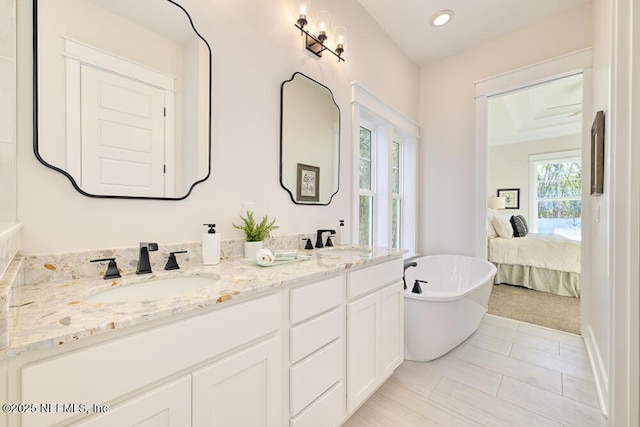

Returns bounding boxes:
[487,73,583,334]
[482,71,587,335]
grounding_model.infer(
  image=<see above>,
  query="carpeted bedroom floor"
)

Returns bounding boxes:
[487,283,581,335]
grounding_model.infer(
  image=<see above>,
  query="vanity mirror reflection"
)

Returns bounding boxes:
[280,72,340,205]
[33,0,212,199]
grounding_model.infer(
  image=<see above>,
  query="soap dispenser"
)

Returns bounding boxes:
[202,224,220,265]
[337,220,345,245]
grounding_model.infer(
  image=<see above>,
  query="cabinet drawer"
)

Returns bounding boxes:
[290,339,342,416]
[21,293,280,427]
[347,258,403,299]
[290,382,344,427]
[290,275,343,324]
[290,308,342,364]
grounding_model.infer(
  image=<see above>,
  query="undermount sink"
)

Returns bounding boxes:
[318,247,372,257]
[85,275,220,303]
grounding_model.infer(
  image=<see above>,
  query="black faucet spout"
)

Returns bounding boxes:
[315,229,336,248]
[403,260,418,290]
[136,242,159,274]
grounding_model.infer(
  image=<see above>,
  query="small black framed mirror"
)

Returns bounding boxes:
[279,72,340,205]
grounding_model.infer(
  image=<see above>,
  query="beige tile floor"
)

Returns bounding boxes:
[343,314,607,427]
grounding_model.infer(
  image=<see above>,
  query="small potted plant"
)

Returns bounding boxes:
[233,211,279,259]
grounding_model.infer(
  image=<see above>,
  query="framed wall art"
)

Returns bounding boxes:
[591,110,605,196]
[497,188,520,209]
[296,163,320,202]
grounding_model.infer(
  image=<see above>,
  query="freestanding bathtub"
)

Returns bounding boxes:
[403,254,497,362]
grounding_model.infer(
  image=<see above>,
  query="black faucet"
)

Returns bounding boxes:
[136,242,159,274]
[315,229,336,248]
[403,260,418,290]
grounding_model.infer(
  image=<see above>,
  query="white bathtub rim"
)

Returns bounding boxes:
[403,254,497,302]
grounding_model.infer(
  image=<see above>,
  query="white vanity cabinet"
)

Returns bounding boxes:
[15,293,281,427]
[1,255,405,427]
[346,259,404,413]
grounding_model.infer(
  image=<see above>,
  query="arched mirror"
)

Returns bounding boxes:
[280,72,340,205]
[33,0,212,199]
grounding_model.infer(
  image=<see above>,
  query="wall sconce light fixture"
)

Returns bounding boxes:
[294,0,346,62]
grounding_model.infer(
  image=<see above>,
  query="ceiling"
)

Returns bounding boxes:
[357,0,592,65]
[355,1,588,144]
[487,74,583,146]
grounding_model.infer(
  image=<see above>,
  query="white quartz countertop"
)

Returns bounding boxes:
[4,247,402,359]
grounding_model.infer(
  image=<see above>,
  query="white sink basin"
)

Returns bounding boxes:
[318,247,372,257]
[85,275,220,303]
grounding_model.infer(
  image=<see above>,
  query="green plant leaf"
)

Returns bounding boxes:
[232,211,279,242]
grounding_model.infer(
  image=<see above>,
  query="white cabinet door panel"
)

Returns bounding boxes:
[71,376,191,427]
[379,282,404,377]
[346,292,378,412]
[192,337,281,427]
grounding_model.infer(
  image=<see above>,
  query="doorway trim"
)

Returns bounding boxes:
[473,48,607,412]
[474,47,593,258]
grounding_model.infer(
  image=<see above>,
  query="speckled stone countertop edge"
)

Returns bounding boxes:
[0,257,23,350]
[2,247,402,360]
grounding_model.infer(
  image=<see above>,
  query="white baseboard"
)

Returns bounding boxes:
[583,324,609,419]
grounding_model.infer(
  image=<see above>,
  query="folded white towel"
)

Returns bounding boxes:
[274,250,298,261]
[256,248,275,266]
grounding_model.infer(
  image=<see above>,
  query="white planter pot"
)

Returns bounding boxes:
[244,241,263,259]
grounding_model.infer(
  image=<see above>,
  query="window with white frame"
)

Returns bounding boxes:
[529,150,582,240]
[352,84,418,255]
[359,126,374,246]
[391,140,402,250]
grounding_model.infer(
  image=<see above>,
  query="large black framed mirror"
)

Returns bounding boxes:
[280,72,340,205]
[33,0,212,199]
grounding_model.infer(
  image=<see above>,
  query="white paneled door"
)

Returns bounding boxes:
[80,65,166,197]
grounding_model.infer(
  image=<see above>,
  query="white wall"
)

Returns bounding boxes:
[488,135,581,221]
[419,3,593,256]
[16,0,419,254]
[0,0,16,227]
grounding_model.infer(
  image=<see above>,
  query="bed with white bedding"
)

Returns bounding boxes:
[488,232,581,298]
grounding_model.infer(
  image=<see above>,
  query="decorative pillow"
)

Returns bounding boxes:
[492,215,513,238]
[510,215,528,237]
[487,213,498,238]
[516,215,529,234]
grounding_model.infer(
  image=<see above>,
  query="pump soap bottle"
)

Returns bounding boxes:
[202,224,220,265]
[337,220,345,245]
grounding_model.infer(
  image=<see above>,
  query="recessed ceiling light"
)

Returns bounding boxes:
[430,10,453,27]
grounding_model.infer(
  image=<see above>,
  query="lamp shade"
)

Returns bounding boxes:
[488,196,506,209]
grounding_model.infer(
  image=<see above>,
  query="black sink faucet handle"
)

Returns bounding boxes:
[90,257,121,280]
[165,250,188,271]
[302,238,314,250]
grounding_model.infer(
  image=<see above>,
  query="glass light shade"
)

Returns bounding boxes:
[316,11,331,40]
[295,0,310,27]
[334,26,347,47]
[334,26,346,55]
[296,0,310,17]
